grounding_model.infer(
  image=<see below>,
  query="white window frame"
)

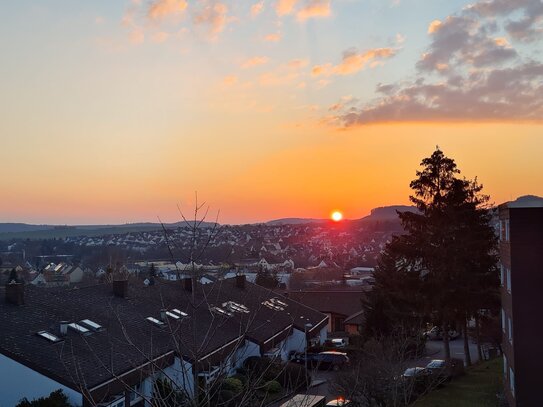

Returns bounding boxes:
[510,367,515,397]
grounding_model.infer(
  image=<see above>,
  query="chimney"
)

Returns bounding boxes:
[113,279,128,298]
[235,274,246,290]
[59,321,69,336]
[5,282,24,305]
[183,277,192,292]
[160,309,167,322]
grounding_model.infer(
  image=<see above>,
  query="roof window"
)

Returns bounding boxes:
[146,317,165,327]
[68,323,91,335]
[80,319,103,332]
[37,331,62,343]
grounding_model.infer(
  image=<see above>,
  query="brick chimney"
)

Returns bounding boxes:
[235,274,246,290]
[5,282,24,305]
[183,277,193,292]
[113,279,128,298]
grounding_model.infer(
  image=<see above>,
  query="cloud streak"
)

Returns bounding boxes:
[312,47,397,77]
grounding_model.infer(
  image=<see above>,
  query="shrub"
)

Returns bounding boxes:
[231,373,248,386]
[16,390,70,407]
[264,380,282,394]
[278,362,309,391]
[221,377,243,395]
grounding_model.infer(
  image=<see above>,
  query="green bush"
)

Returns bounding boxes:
[16,390,70,407]
[264,380,282,394]
[221,377,243,395]
[231,373,248,386]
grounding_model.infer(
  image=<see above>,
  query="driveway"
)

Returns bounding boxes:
[411,336,480,368]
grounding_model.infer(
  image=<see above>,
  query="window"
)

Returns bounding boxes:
[68,322,91,335]
[37,331,62,343]
[500,264,504,286]
[171,308,188,317]
[501,309,506,334]
[505,220,510,241]
[508,317,513,344]
[509,367,515,397]
[146,317,165,327]
[80,319,103,331]
[503,355,507,376]
[506,268,511,293]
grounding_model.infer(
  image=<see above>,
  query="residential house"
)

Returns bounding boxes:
[0,276,327,406]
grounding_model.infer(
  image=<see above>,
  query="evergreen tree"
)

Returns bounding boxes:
[364,148,499,363]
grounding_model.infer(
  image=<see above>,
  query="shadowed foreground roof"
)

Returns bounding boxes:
[0,278,326,392]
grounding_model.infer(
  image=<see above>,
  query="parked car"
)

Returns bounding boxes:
[326,397,352,406]
[314,351,350,371]
[402,367,431,379]
[324,338,347,348]
[423,326,460,340]
[292,351,349,371]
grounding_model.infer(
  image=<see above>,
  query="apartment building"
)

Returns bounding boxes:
[498,195,543,407]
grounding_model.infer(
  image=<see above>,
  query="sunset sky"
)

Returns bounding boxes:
[1,0,542,224]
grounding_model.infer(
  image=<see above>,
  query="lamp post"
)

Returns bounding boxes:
[304,322,313,385]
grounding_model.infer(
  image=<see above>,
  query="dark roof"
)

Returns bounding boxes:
[344,310,365,325]
[286,290,365,317]
[0,278,326,392]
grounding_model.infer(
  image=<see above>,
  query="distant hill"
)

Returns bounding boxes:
[0,221,219,240]
[362,205,418,221]
[265,218,328,226]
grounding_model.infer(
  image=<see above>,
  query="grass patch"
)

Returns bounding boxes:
[414,357,503,407]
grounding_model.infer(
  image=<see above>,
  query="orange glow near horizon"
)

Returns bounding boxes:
[331,211,343,222]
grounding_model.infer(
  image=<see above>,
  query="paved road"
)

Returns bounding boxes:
[412,336,480,368]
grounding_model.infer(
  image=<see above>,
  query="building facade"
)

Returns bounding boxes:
[499,195,543,407]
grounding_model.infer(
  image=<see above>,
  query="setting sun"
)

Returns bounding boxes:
[331,211,343,222]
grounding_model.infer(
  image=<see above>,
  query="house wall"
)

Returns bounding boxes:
[141,357,194,406]
[319,325,327,345]
[0,353,82,407]
[281,328,306,361]
[232,340,260,370]
[68,267,84,283]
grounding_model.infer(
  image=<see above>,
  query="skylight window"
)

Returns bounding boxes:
[262,300,283,311]
[68,323,91,335]
[146,317,165,327]
[171,308,188,317]
[37,331,62,343]
[80,319,103,332]
[210,306,233,317]
[222,301,250,314]
[166,311,181,320]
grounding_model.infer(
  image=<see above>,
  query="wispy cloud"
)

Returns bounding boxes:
[241,56,270,68]
[193,2,230,36]
[312,47,397,77]
[276,0,298,16]
[148,0,188,20]
[251,1,265,17]
[297,0,331,21]
[263,32,282,42]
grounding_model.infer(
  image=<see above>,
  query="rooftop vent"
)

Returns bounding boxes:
[113,279,128,298]
[183,277,193,292]
[235,274,246,289]
[5,282,24,306]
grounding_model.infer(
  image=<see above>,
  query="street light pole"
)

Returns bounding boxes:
[304,322,313,386]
